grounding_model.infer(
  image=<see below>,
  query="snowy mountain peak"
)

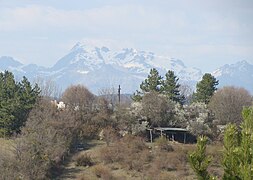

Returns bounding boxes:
[212,60,253,93]
[170,58,186,68]
[0,56,23,69]
[235,60,251,67]
[122,48,138,54]
[71,42,95,52]
[52,42,111,71]
[212,60,253,78]
[71,42,111,53]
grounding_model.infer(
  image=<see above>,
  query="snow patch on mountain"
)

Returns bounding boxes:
[77,70,89,74]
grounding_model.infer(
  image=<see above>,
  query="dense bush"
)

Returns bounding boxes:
[0,99,78,179]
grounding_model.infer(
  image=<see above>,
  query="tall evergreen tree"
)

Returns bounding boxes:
[0,71,40,136]
[132,68,162,101]
[14,76,40,133]
[162,70,185,104]
[193,73,218,104]
[0,71,19,136]
[140,68,162,93]
[132,90,143,102]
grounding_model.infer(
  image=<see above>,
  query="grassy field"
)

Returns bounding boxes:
[58,139,223,180]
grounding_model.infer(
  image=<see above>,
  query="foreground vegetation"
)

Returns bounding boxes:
[58,138,223,180]
[189,106,253,180]
[0,69,252,179]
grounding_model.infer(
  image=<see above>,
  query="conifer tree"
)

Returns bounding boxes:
[222,106,253,179]
[162,70,185,104]
[132,68,162,101]
[140,68,162,93]
[189,106,253,179]
[14,76,40,133]
[132,90,142,102]
[0,71,40,136]
[188,136,214,180]
[0,71,19,136]
[193,73,218,104]
[222,124,240,179]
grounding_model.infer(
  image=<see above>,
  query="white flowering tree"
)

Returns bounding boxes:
[184,102,215,139]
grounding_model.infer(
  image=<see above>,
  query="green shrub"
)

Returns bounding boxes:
[222,106,253,179]
[188,136,214,180]
[189,106,253,180]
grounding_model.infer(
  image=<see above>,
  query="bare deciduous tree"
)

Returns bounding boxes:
[209,86,252,125]
[62,85,95,114]
[98,87,117,109]
[34,77,62,99]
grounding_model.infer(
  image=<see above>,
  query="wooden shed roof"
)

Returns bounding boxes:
[154,127,188,132]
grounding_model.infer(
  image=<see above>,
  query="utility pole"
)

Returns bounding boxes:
[118,85,121,105]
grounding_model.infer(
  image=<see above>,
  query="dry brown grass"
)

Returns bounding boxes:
[99,136,200,179]
[99,135,151,172]
[75,153,94,167]
[207,143,224,178]
[0,138,17,179]
[62,138,223,180]
[154,136,174,152]
[93,164,115,180]
[0,138,15,157]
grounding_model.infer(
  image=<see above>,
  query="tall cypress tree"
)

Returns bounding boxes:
[162,70,185,104]
[193,73,218,104]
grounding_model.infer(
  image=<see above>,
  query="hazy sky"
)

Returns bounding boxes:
[0,0,252,72]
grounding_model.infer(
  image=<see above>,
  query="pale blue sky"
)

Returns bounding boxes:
[0,0,252,72]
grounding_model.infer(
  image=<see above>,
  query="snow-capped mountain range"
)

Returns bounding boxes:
[212,60,253,93]
[0,42,252,94]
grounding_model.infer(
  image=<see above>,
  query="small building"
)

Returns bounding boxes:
[147,127,191,144]
[57,101,66,110]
